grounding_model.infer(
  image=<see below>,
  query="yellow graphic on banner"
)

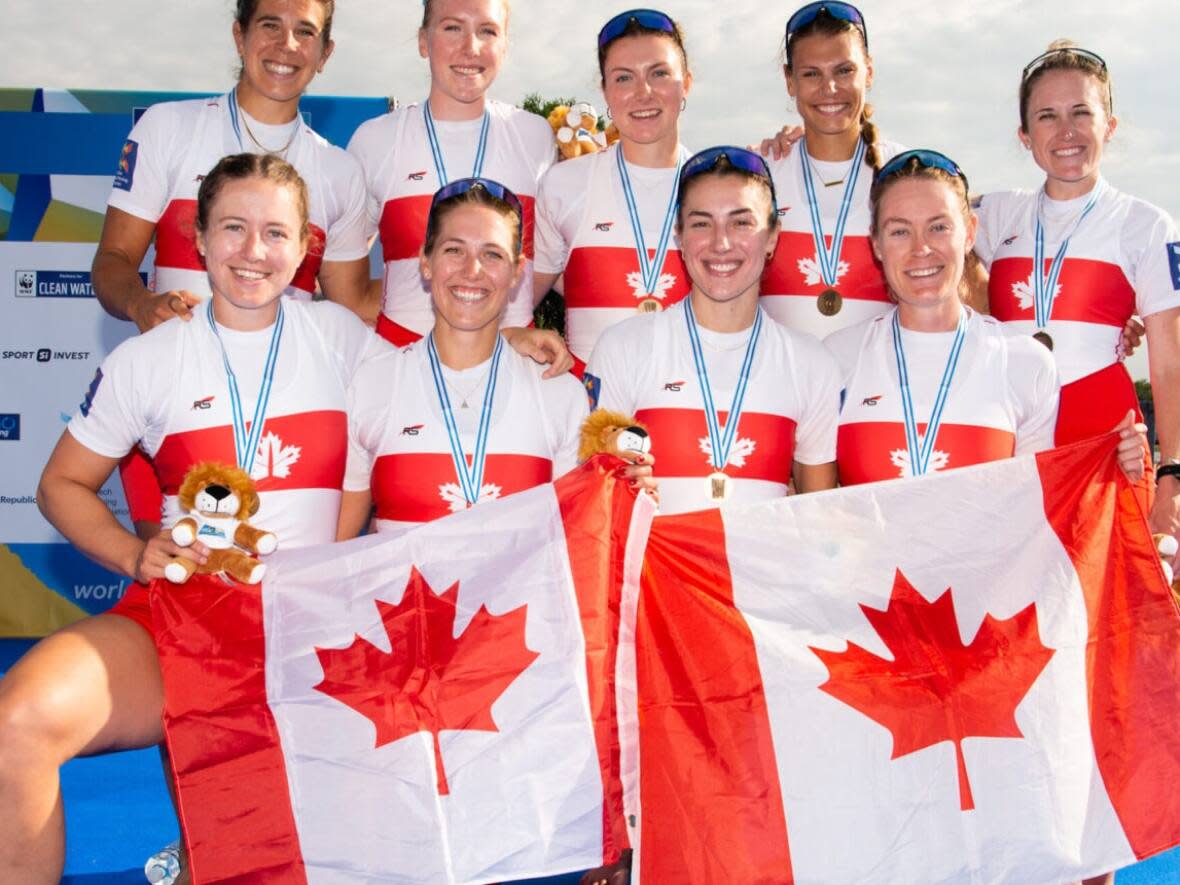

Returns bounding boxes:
[0,545,87,637]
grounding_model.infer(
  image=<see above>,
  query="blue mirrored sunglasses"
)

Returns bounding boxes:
[429,178,524,248]
[678,146,778,214]
[598,8,676,48]
[785,2,867,55]
[875,150,969,192]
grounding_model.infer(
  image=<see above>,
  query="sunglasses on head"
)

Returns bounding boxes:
[1021,46,1112,113]
[598,8,677,48]
[875,150,969,192]
[678,146,778,213]
[785,2,867,58]
[429,178,524,248]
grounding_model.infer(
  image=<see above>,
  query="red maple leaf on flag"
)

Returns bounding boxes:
[313,566,539,795]
[811,569,1055,811]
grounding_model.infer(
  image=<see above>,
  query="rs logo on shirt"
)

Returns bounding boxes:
[401,424,424,436]
[408,171,427,181]
[663,381,686,392]
[192,396,214,411]
[862,395,883,407]
[1002,234,1019,246]
[595,222,615,232]
[1167,242,1180,290]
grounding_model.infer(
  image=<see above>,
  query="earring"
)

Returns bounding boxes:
[680,98,687,111]
[605,105,613,119]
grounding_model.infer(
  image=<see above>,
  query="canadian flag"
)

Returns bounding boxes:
[629,437,1180,883]
[152,456,655,884]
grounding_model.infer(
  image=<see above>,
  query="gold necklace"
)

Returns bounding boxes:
[240,111,299,157]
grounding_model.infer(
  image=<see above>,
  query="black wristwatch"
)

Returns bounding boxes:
[1158,461,1180,485]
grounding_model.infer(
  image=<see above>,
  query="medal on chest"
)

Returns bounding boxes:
[800,139,865,315]
[617,147,682,314]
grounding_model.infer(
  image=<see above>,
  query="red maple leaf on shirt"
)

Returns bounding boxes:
[313,566,539,795]
[811,569,1055,811]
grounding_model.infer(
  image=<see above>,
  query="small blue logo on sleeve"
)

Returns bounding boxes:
[79,368,103,418]
[113,139,139,191]
[583,372,602,410]
[1168,242,1180,291]
[0,414,20,441]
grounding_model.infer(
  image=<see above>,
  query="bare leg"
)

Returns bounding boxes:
[0,614,164,883]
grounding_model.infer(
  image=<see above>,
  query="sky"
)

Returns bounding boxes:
[3,0,1176,376]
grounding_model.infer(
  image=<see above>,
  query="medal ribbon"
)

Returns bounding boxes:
[426,333,504,505]
[1032,181,1103,328]
[616,146,683,297]
[891,308,967,477]
[205,300,285,476]
[799,138,866,287]
[226,89,300,155]
[424,101,491,186]
[683,300,763,472]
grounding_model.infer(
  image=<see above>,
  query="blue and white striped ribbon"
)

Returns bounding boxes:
[205,300,285,476]
[1032,181,1103,328]
[424,101,491,186]
[684,300,763,471]
[426,333,504,505]
[799,138,866,287]
[891,308,967,477]
[616,146,683,297]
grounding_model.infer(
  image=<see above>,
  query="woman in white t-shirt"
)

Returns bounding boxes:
[348,0,556,346]
[0,154,385,882]
[759,1,904,339]
[532,8,694,376]
[971,42,1180,570]
[826,150,1146,486]
[340,178,654,538]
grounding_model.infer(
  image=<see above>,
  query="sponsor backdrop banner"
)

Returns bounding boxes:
[0,88,387,637]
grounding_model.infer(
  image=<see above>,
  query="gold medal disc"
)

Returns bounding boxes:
[1033,331,1054,351]
[637,298,663,314]
[817,288,843,317]
[707,471,731,502]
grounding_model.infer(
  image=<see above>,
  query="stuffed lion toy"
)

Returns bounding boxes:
[578,409,651,463]
[164,461,277,585]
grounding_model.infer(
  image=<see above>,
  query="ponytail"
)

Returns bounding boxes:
[860,103,882,172]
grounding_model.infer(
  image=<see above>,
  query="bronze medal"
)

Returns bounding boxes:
[817,288,843,317]
[707,471,731,503]
[637,298,663,314]
[1033,331,1054,351]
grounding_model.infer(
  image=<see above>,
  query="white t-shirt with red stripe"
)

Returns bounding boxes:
[107,93,370,301]
[585,298,840,515]
[975,181,1180,384]
[347,100,556,336]
[762,139,904,338]
[346,340,587,533]
[69,300,389,546]
[824,308,1058,486]
[534,143,691,363]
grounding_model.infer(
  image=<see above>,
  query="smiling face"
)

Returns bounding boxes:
[419,0,509,118]
[233,0,333,119]
[421,203,524,336]
[601,33,691,152]
[197,177,307,329]
[871,176,976,328]
[1019,68,1116,200]
[678,174,778,311]
[785,29,872,142]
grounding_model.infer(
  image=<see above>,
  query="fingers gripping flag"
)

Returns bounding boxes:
[152,455,655,885]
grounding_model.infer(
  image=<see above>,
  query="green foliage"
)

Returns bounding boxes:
[1135,379,1152,402]
[533,289,566,335]
[521,92,577,120]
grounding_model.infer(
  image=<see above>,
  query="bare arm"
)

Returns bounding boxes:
[533,270,560,308]
[318,257,380,325]
[793,461,838,494]
[1146,307,1180,560]
[501,327,574,378]
[36,430,206,582]
[91,207,200,332]
[336,490,373,541]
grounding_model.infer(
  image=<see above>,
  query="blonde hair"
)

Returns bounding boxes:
[421,0,511,30]
[1019,39,1112,131]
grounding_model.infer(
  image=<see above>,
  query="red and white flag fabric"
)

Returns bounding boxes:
[151,456,654,884]
[628,437,1180,883]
